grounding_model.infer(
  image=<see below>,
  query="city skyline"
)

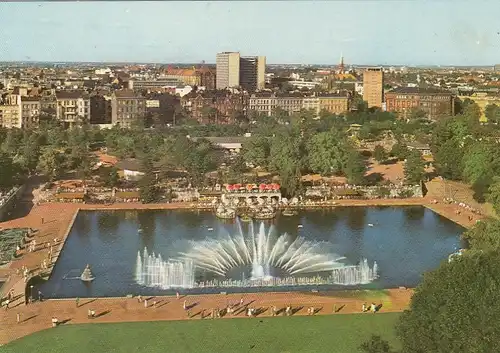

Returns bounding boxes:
[1,1,500,66]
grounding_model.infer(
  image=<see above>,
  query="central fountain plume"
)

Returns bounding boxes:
[180,221,351,280]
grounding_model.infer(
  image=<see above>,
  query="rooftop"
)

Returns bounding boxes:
[387,87,452,95]
[55,90,88,99]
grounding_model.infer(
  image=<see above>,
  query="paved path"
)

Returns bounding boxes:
[0,288,413,344]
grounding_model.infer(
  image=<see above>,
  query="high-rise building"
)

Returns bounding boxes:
[216,52,241,89]
[239,56,266,92]
[363,68,384,108]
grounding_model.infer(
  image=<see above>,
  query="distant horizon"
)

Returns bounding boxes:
[0,60,498,69]
[1,2,500,65]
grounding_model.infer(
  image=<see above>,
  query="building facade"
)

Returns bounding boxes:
[20,97,41,129]
[111,89,147,127]
[249,93,303,117]
[318,93,350,115]
[55,91,91,127]
[239,56,266,92]
[0,105,21,128]
[90,94,112,124]
[363,68,384,108]
[216,52,241,89]
[385,87,454,119]
[181,91,248,124]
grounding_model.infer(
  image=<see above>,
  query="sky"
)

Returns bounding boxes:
[0,1,500,66]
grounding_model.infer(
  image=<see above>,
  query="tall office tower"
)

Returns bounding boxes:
[239,56,266,92]
[363,67,384,108]
[216,52,241,89]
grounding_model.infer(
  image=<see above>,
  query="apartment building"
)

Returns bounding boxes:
[161,68,202,86]
[181,91,248,124]
[111,89,147,127]
[239,56,266,92]
[0,105,21,128]
[128,79,183,91]
[55,91,91,127]
[363,68,384,108]
[90,94,112,124]
[385,87,454,120]
[20,97,41,129]
[318,93,350,115]
[302,97,320,116]
[216,52,241,89]
[249,93,303,117]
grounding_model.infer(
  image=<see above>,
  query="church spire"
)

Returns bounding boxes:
[339,52,345,74]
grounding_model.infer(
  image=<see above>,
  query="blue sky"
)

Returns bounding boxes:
[0,1,499,65]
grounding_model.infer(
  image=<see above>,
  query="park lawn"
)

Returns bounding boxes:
[2,313,401,353]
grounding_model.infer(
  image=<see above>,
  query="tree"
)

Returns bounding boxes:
[397,249,500,353]
[462,218,500,251]
[242,136,270,168]
[359,335,394,353]
[373,145,387,163]
[306,130,347,175]
[484,104,500,123]
[404,150,425,184]
[105,167,120,187]
[462,141,500,201]
[433,138,463,180]
[139,159,158,203]
[37,148,66,181]
[344,150,366,185]
[0,152,17,188]
[390,142,409,161]
[487,177,500,215]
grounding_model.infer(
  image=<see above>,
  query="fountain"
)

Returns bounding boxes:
[134,221,378,289]
[135,248,195,289]
[179,221,378,283]
[80,264,95,282]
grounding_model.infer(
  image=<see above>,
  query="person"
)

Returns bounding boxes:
[144,299,148,308]
[51,317,58,327]
[333,304,337,313]
[4,299,9,310]
[41,217,44,225]
[87,309,92,318]
[240,297,244,306]
[38,290,43,302]
[176,292,180,300]
[17,312,20,324]
[201,309,205,319]
[137,295,142,303]
[153,300,157,308]
[362,303,367,312]
[76,297,80,308]
[371,303,377,313]
[183,300,186,310]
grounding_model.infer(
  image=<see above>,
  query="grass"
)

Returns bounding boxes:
[2,313,401,353]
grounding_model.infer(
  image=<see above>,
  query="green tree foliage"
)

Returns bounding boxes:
[462,141,500,201]
[433,138,463,180]
[37,149,66,181]
[404,150,425,184]
[268,130,303,174]
[462,218,500,251]
[397,250,500,353]
[487,177,500,215]
[344,150,366,185]
[373,145,387,163]
[390,142,409,161]
[0,152,17,188]
[484,103,500,123]
[359,335,394,353]
[241,136,270,168]
[105,167,120,187]
[139,159,158,203]
[306,130,348,175]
